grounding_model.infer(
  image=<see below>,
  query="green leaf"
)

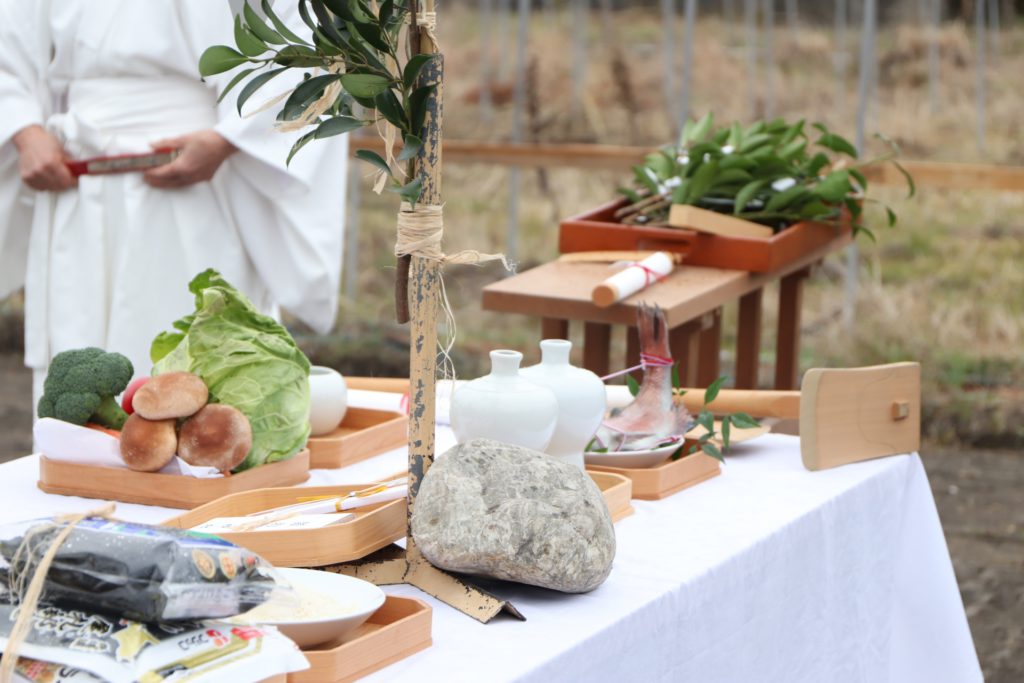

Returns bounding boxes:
[805,152,831,177]
[848,167,867,191]
[397,134,422,162]
[626,374,640,397]
[816,132,858,158]
[286,130,316,165]
[234,15,268,56]
[262,0,311,44]
[727,121,743,147]
[273,44,324,68]
[236,66,287,113]
[730,412,760,429]
[341,73,391,99]
[217,66,257,103]
[671,361,681,390]
[697,409,715,433]
[734,179,768,214]
[408,84,435,136]
[403,54,434,89]
[721,415,731,451]
[243,1,286,45]
[681,159,718,205]
[765,185,811,214]
[351,18,390,52]
[374,90,408,132]
[310,0,347,46]
[701,441,723,461]
[704,375,726,404]
[393,177,423,205]
[618,187,642,203]
[681,112,713,147]
[199,45,249,77]
[322,0,357,21]
[892,159,916,198]
[355,149,392,176]
[738,132,772,153]
[798,200,835,220]
[778,119,805,146]
[813,169,852,203]
[886,206,898,227]
[778,138,807,162]
[314,115,366,138]
[291,72,340,105]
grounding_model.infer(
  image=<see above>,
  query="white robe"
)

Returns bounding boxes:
[0,0,347,394]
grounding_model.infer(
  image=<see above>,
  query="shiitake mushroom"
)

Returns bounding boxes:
[178,404,252,473]
[119,414,177,472]
[132,372,208,420]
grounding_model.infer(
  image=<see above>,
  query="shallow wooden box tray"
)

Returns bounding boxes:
[559,198,851,273]
[37,450,310,510]
[289,595,431,683]
[164,481,406,567]
[588,451,721,501]
[590,470,634,521]
[308,407,407,469]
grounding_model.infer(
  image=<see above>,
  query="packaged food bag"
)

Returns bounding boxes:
[0,603,309,683]
[0,518,276,622]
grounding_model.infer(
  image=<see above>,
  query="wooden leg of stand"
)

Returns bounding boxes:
[775,268,810,390]
[697,309,722,388]
[736,290,763,389]
[670,320,701,386]
[583,322,611,377]
[541,317,569,341]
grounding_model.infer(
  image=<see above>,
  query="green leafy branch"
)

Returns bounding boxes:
[199,0,432,204]
[623,370,760,463]
[619,114,915,241]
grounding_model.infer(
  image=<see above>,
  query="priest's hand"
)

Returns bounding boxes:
[144,131,237,189]
[12,125,77,192]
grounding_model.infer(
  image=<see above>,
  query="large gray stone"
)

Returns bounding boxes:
[411,439,616,593]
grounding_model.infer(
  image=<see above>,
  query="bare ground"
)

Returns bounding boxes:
[0,354,1019,679]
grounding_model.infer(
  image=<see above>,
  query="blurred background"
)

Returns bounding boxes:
[0,0,1021,678]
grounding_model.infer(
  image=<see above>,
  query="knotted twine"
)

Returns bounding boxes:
[0,503,116,683]
[395,202,511,380]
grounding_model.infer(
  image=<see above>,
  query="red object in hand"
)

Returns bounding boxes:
[65,147,179,177]
[121,377,151,415]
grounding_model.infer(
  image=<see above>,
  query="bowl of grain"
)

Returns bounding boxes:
[230,567,386,649]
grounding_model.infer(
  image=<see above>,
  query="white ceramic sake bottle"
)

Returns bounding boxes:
[450,350,559,451]
[521,339,607,470]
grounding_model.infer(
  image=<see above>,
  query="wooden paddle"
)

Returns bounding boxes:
[343,362,921,472]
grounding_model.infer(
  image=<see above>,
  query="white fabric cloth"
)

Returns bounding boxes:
[0,0,347,382]
[0,390,981,683]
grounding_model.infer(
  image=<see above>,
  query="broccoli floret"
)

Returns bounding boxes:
[37,348,134,430]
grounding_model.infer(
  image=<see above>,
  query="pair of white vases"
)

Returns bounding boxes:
[449,340,607,470]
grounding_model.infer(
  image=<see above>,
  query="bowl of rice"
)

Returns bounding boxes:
[230,567,386,649]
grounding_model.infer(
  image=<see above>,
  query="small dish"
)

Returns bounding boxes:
[233,567,385,649]
[584,441,682,469]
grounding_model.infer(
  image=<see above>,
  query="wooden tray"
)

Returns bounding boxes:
[590,470,634,521]
[559,197,851,273]
[308,407,407,469]
[289,596,431,683]
[37,450,310,510]
[163,482,406,567]
[588,451,720,501]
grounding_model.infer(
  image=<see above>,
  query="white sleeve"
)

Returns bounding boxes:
[0,0,50,299]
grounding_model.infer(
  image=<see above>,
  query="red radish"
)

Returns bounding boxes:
[121,377,151,415]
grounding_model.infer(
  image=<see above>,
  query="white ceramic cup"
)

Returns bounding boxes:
[308,366,349,437]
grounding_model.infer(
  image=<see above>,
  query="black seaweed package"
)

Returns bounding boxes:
[0,518,276,622]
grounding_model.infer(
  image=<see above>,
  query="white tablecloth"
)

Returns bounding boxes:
[0,390,981,683]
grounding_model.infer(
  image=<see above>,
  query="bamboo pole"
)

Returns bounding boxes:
[679,0,697,128]
[660,0,678,128]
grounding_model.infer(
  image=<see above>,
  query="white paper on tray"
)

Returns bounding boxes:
[33,418,221,478]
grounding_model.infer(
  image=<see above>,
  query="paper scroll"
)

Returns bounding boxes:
[591,252,674,307]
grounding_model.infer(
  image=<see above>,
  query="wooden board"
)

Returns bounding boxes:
[800,362,921,471]
[308,407,407,469]
[589,470,634,522]
[163,482,406,566]
[588,451,721,500]
[289,596,431,683]
[37,450,310,510]
[668,204,774,239]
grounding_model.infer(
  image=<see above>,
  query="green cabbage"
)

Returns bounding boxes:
[151,269,311,471]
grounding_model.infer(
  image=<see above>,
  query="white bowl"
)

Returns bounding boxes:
[236,567,385,649]
[583,441,685,469]
[308,366,349,437]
